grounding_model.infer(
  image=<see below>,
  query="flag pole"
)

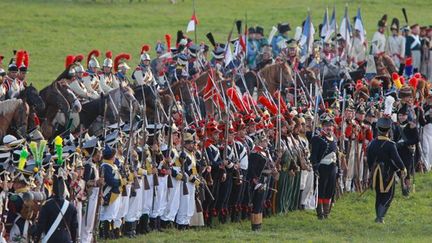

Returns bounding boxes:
[193,0,197,44]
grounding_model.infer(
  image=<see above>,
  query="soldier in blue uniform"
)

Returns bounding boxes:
[99,144,125,239]
[310,112,339,220]
[367,117,407,223]
[33,169,78,243]
[271,23,291,57]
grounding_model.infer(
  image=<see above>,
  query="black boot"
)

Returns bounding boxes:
[141,214,150,234]
[316,203,324,220]
[124,222,132,238]
[102,220,111,239]
[155,217,163,232]
[323,203,330,219]
[113,227,120,239]
[149,217,156,231]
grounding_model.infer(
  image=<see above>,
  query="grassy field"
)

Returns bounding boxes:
[111,172,432,242]
[0,0,432,89]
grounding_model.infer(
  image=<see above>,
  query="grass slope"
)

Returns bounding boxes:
[1,0,432,89]
[112,173,432,242]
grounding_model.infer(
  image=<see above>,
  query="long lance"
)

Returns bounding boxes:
[276,68,283,152]
[256,71,279,106]
[294,70,314,104]
[178,94,189,196]
[185,80,203,121]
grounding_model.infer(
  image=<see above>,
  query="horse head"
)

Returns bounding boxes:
[56,82,82,113]
[20,84,46,113]
[109,86,141,122]
[11,99,29,137]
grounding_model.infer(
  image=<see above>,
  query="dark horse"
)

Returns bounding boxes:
[80,86,140,136]
[18,84,45,131]
[39,81,81,139]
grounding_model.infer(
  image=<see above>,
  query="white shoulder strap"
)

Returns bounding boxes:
[41,200,69,243]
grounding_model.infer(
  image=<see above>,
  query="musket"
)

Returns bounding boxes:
[92,163,104,243]
[138,85,151,191]
[178,97,189,196]
[165,104,174,189]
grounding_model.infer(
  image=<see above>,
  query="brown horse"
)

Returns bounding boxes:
[375,53,398,78]
[238,62,294,98]
[0,99,29,141]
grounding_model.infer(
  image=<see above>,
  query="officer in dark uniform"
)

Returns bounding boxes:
[310,112,339,220]
[33,171,78,243]
[392,104,419,196]
[367,117,407,223]
[247,132,276,231]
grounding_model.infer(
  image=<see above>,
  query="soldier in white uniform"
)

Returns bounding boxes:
[82,50,101,96]
[0,64,7,101]
[98,51,119,94]
[386,18,405,72]
[81,136,103,243]
[132,45,154,86]
[68,55,99,101]
[350,29,367,65]
[371,16,387,55]
[3,56,24,100]
[114,53,132,86]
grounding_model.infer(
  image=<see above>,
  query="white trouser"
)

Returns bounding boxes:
[150,175,168,218]
[300,170,315,209]
[422,124,432,171]
[161,174,181,222]
[125,180,144,222]
[346,141,364,191]
[175,178,196,225]
[142,175,154,215]
[100,192,122,221]
[81,187,99,243]
[114,184,131,228]
[74,201,82,241]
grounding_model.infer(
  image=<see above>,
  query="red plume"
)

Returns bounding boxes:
[405,57,412,66]
[74,54,84,63]
[400,76,405,85]
[86,49,100,67]
[114,53,131,72]
[391,72,399,81]
[273,91,288,113]
[355,80,363,91]
[16,50,24,67]
[23,51,29,68]
[165,34,172,51]
[409,77,418,90]
[105,51,112,59]
[414,73,421,79]
[65,55,75,68]
[258,95,278,115]
[227,87,245,112]
[141,45,150,54]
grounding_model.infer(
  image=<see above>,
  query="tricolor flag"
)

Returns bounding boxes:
[339,6,352,48]
[354,8,366,44]
[324,6,336,41]
[186,13,199,33]
[320,8,329,39]
[300,12,315,58]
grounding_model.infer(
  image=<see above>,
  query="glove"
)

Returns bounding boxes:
[175,173,183,181]
[254,183,265,191]
[121,178,127,186]
[193,178,201,187]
